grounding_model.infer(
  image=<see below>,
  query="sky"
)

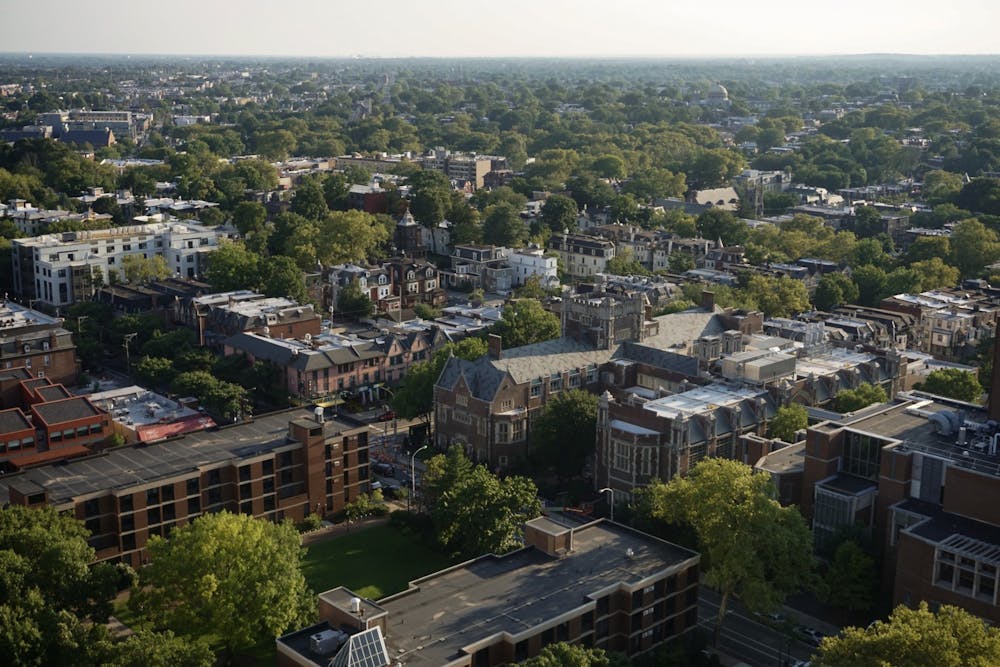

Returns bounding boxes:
[1,0,997,58]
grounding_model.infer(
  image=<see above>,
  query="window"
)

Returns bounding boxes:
[239,465,251,482]
[497,422,509,443]
[614,441,631,472]
[119,495,133,513]
[530,379,542,398]
[549,373,562,392]
[146,488,159,505]
[586,366,598,384]
[186,478,199,496]
[843,431,885,480]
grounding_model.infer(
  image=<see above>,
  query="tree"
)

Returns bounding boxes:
[916,368,983,403]
[909,257,960,292]
[605,248,649,276]
[260,255,307,304]
[482,202,528,247]
[391,340,487,425]
[205,240,259,293]
[814,602,1000,667]
[769,404,808,442]
[813,273,860,311]
[336,279,374,318]
[122,255,171,285]
[851,265,888,306]
[130,511,314,662]
[317,210,391,267]
[818,540,876,616]
[103,631,214,667]
[635,459,813,644]
[425,445,541,559]
[232,201,269,254]
[135,356,177,388]
[290,177,329,221]
[697,209,749,246]
[530,389,599,479]
[0,505,125,666]
[742,275,810,318]
[521,642,614,667]
[834,383,888,413]
[407,170,452,226]
[950,218,1000,278]
[540,194,579,232]
[491,298,560,349]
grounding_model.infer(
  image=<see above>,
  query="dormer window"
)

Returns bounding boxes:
[407,271,415,280]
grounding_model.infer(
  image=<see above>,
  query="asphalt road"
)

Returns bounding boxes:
[699,588,822,667]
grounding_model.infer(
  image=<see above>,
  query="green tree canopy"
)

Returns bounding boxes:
[818,539,877,616]
[520,642,614,667]
[122,255,171,285]
[635,459,813,643]
[336,278,374,318]
[605,248,649,276]
[425,445,541,559]
[950,218,1000,278]
[530,389,599,479]
[130,511,315,661]
[742,274,811,318]
[390,338,488,424]
[813,273,860,311]
[491,298,561,348]
[205,240,259,293]
[482,202,529,247]
[916,368,983,403]
[814,602,1000,667]
[540,194,579,233]
[769,404,808,442]
[260,255,308,304]
[834,383,888,413]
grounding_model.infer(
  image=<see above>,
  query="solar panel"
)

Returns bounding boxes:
[329,627,389,667]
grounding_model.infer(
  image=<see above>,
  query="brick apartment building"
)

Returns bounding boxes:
[0,409,371,568]
[278,516,700,667]
[0,301,79,404]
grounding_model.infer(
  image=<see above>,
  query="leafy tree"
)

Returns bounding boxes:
[742,274,810,318]
[413,302,442,320]
[407,169,453,225]
[905,236,950,264]
[540,194,579,232]
[205,240,259,293]
[390,339,487,426]
[491,298,561,348]
[521,642,614,667]
[814,273,860,311]
[425,445,541,559]
[129,511,315,662]
[884,266,923,297]
[814,602,1000,667]
[336,278,374,318]
[530,389,599,479]
[850,238,892,268]
[605,248,649,276]
[668,252,695,273]
[260,255,308,304]
[344,492,385,523]
[851,265,888,306]
[0,505,125,666]
[916,368,983,403]
[316,210,391,267]
[232,201,270,254]
[818,540,877,616]
[909,257,960,291]
[950,218,1000,278]
[102,631,214,667]
[834,383,888,413]
[122,255,171,285]
[697,209,749,245]
[635,459,812,644]
[482,202,528,247]
[140,329,196,360]
[769,404,808,442]
[290,177,329,221]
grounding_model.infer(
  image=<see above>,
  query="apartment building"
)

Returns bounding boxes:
[278,517,701,667]
[547,234,616,279]
[441,245,514,294]
[507,247,559,288]
[12,220,223,307]
[0,409,371,568]
[175,291,321,346]
[880,289,1000,361]
[0,301,79,403]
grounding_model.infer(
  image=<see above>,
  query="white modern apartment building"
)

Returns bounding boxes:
[507,246,559,288]
[13,221,223,308]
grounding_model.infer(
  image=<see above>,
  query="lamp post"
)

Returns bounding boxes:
[598,487,615,523]
[410,443,429,512]
[122,332,137,372]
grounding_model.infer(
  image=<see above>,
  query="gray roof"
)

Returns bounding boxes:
[0,408,32,433]
[32,397,103,425]
[493,338,611,384]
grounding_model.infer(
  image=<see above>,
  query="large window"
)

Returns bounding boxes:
[843,431,886,480]
[613,441,631,473]
[813,488,854,548]
[935,538,1000,604]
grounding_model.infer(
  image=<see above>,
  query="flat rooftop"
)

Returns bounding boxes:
[374,519,697,667]
[0,409,361,506]
[88,385,202,427]
[643,383,765,420]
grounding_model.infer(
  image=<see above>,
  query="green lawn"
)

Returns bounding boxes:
[301,523,452,599]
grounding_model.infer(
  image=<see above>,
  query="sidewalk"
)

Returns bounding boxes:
[300,515,391,547]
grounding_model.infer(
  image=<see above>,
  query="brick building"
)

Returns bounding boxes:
[0,301,79,402]
[0,409,371,568]
[278,516,700,667]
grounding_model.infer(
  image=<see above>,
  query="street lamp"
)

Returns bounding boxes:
[410,443,429,511]
[598,487,615,523]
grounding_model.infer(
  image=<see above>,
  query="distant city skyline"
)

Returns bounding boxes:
[1,0,998,59]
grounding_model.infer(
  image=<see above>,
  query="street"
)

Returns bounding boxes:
[699,588,821,666]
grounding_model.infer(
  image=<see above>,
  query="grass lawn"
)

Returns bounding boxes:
[301,523,452,599]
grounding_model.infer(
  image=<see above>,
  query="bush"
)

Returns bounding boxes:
[297,513,324,533]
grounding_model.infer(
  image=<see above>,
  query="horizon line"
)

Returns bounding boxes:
[2,51,1000,60]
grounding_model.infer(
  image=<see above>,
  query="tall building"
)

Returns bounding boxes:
[278,517,700,667]
[0,408,371,568]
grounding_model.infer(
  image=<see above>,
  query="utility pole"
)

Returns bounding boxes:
[122,332,137,371]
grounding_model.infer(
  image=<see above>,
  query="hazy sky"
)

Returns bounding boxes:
[2,0,997,58]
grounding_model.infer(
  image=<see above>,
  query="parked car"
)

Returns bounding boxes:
[795,626,826,647]
[373,462,395,477]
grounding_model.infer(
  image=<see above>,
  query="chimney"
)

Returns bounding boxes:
[488,333,502,360]
[701,290,716,312]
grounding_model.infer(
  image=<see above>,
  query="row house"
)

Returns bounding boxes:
[224,327,450,401]
[881,288,1000,361]
[0,409,371,568]
[441,244,514,293]
[547,234,616,279]
[175,291,321,346]
[327,259,447,315]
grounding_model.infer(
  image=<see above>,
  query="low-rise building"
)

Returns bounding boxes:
[278,517,700,667]
[0,301,79,401]
[547,233,616,279]
[0,409,372,568]
[507,246,559,288]
[87,385,216,444]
